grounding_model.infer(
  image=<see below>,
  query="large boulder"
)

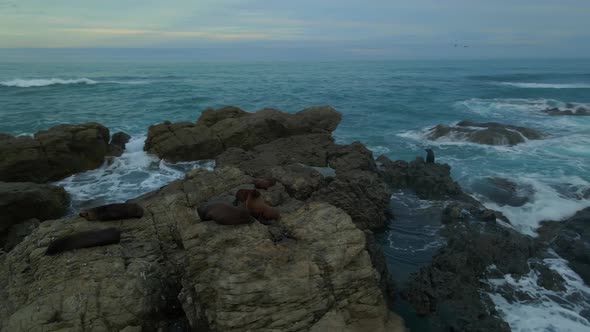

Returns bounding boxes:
[145,106,342,162]
[427,120,545,145]
[0,123,111,183]
[0,167,404,332]
[0,182,69,234]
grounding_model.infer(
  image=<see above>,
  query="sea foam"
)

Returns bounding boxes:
[54,136,213,212]
[497,82,590,89]
[0,78,149,88]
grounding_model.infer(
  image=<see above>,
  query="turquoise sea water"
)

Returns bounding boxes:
[1,59,590,331]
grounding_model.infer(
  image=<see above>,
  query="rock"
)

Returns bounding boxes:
[143,121,223,162]
[328,142,377,174]
[377,155,465,200]
[531,262,567,292]
[0,167,404,332]
[145,106,342,162]
[311,171,392,230]
[403,214,536,332]
[472,177,533,207]
[267,164,324,200]
[216,134,335,176]
[427,120,545,145]
[0,123,111,183]
[0,133,13,141]
[196,105,251,127]
[441,201,508,224]
[0,182,70,234]
[543,107,590,116]
[538,208,590,285]
[107,131,131,157]
[0,219,40,252]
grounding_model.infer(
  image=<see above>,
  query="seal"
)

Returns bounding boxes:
[245,189,281,221]
[253,177,277,190]
[45,227,121,255]
[79,203,144,221]
[197,202,253,225]
[234,188,254,206]
[425,148,435,163]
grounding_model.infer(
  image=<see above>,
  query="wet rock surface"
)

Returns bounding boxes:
[107,131,131,157]
[0,123,111,183]
[427,120,545,145]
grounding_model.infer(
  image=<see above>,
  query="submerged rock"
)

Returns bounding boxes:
[472,177,534,207]
[543,107,590,116]
[427,120,545,145]
[0,167,404,332]
[144,105,342,162]
[0,123,111,183]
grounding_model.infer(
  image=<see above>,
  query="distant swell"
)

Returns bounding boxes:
[497,82,590,89]
[0,78,149,88]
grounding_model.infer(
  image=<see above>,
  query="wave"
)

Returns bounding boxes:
[0,78,150,88]
[497,82,590,89]
[54,136,213,212]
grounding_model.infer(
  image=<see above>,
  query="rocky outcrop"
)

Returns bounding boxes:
[0,123,111,183]
[0,167,404,332]
[427,120,545,145]
[144,106,342,162]
[377,155,465,200]
[543,107,590,116]
[107,131,131,157]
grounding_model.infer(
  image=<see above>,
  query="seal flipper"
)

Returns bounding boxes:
[45,228,121,256]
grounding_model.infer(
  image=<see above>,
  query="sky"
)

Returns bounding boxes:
[0,0,589,60]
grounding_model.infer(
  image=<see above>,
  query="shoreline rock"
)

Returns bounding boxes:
[0,123,111,183]
[543,107,590,116]
[427,120,545,145]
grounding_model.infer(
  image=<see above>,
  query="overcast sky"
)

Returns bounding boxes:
[1,0,589,60]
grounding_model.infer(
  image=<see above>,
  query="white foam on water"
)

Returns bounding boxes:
[496,82,590,89]
[368,145,391,155]
[0,78,150,88]
[485,254,590,332]
[483,175,590,236]
[54,136,213,211]
[457,98,590,122]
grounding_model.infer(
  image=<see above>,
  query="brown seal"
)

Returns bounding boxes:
[253,177,277,190]
[79,203,144,221]
[45,227,121,255]
[245,189,281,221]
[197,202,253,225]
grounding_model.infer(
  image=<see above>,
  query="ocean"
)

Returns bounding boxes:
[1,59,590,331]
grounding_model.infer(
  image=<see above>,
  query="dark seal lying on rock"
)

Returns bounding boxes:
[45,227,121,255]
[197,202,253,225]
[234,189,281,221]
[79,203,144,221]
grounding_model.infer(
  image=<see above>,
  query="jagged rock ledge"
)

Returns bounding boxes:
[0,106,405,332]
